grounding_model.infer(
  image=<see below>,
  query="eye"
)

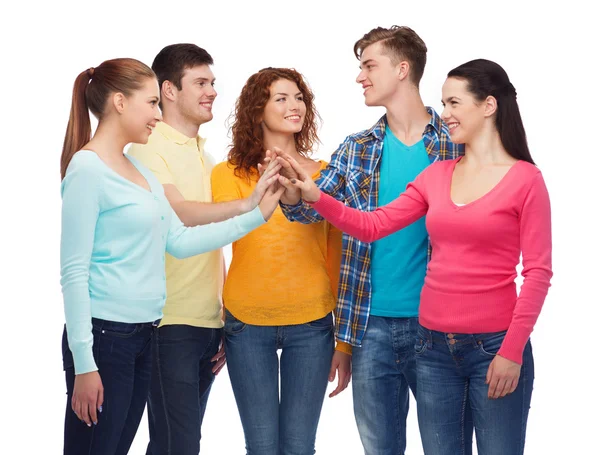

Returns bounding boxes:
[296,96,304,102]
[276,97,285,102]
[150,100,157,106]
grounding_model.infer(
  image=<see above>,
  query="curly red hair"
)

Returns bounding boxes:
[228,67,321,179]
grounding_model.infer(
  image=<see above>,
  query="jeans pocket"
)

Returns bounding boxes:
[224,310,247,335]
[476,331,507,357]
[93,318,140,338]
[306,313,334,330]
[414,337,428,355]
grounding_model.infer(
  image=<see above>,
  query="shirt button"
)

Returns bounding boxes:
[161,216,164,220]
[154,196,159,201]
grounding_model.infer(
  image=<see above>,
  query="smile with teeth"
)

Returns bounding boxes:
[285,115,301,121]
[146,124,154,131]
[447,122,459,131]
[200,102,212,109]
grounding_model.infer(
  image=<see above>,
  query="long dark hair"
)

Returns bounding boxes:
[448,59,534,164]
[60,58,155,179]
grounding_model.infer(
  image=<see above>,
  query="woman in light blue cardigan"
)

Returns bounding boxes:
[59,58,284,455]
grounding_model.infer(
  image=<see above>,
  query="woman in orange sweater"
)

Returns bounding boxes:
[211,67,350,455]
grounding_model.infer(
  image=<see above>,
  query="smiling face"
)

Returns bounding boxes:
[355,42,403,107]
[174,64,217,126]
[261,78,306,136]
[441,77,493,144]
[119,77,162,144]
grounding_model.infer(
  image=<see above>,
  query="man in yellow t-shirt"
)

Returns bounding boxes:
[128,44,266,455]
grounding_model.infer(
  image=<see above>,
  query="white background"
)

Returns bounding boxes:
[1,0,598,453]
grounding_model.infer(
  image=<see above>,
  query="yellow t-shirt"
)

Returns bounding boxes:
[211,160,351,354]
[128,121,223,328]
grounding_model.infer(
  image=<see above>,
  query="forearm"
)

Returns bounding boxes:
[172,199,250,227]
[167,206,265,259]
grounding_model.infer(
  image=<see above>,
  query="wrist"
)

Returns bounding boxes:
[240,197,253,214]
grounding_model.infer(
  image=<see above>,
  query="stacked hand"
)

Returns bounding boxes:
[260,147,321,204]
[253,158,287,221]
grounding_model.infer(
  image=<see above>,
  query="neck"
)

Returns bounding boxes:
[383,85,430,143]
[463,124,511,167]
[262,131,301,159]
[162,107,201,139]
[86,119,129,159]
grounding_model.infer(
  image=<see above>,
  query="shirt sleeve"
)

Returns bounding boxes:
[211,162,243,203]
[60,160,101,375]
[165,205,265,259]
[498,172,553,364]
[281,137,350,223]
[128,146,174,186]
[309,168,430,243]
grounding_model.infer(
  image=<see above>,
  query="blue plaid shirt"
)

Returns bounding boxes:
[281,108,464,347]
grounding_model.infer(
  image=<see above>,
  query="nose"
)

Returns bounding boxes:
[356,69,366,84]
[441,105,450,121]
[155,106,163,122]
[208,85,217,98]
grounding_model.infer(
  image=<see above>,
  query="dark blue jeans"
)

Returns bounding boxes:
[224,310,334,455]
[415,324,534,455]
[146,324,222,455]
[62,318,156,455]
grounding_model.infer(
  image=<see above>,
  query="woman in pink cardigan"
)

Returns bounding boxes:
[274,59,552,455]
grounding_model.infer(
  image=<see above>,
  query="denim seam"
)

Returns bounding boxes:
[460,379,469,455]
[154,332,173,455]
[519,347,529,453]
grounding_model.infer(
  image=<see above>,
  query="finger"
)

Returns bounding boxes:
[81,400,92,427]
[499,377,513,398]
[487,375,500,399]
[329,376,345,398]
[211,347,225,363]
[97,387,104,415]
[493,378,507,399]
[73,396,82,421]
[278,175,304,191]
[485,362,493,385]
[274,156,298,179]
[328,362,337,382]
[89,395,98,425]
[509,377,519,395]
[212,357,227,375]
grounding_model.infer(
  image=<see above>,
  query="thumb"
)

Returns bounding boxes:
[485,361,493,384]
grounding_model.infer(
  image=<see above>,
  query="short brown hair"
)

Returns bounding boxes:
[354,26,427,85]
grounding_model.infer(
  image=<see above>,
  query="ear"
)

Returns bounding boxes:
[161,80,177,103]
[112,92,126,114]
[398,61,410,82]
[484,95,498,117]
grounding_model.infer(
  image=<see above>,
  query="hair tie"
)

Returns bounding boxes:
[87,67,95,78]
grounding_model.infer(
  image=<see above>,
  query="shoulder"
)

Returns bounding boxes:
[64,150,104,179]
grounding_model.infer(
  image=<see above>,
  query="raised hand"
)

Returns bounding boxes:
[258,178,287,221]
[275,153,321,203]
[246,158,282,211]
[260,148,302,205]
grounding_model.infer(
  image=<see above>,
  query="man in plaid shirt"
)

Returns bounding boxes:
[280,26,465,454]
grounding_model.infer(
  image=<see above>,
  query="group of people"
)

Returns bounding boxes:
[59,24,552,455]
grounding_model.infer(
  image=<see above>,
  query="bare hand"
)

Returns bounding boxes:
[261,148,302,205]
[72,371,104,426]
[328,350,352,398]
[486,355,521,399]
[258,178,287,221]
[211,337,226,375]
[275,153,321,203]
[246,159,282,211]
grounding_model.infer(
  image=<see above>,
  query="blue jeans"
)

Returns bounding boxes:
[224,310,334,455]
[146,324,222,455]
[62,318,156,455]
[351,316,419,455]
[415,324,534,455]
